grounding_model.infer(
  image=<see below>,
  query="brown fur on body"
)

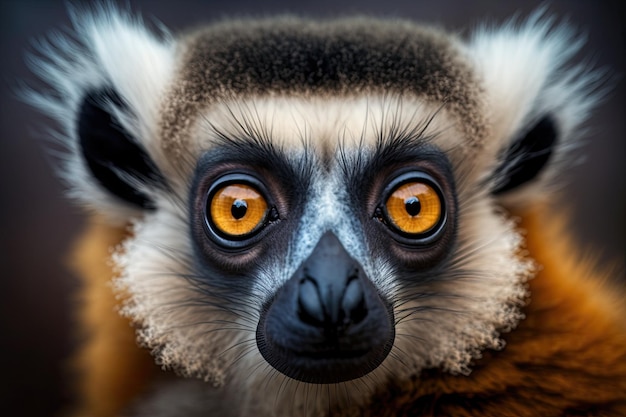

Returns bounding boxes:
[71,208,626,417]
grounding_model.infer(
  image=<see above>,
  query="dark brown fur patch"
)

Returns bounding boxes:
[159,17,486,155]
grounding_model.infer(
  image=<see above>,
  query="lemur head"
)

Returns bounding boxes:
[27,5,603,412]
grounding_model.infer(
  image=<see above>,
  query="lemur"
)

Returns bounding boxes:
[25,4,626,417]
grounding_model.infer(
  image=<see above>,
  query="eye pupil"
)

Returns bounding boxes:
[231,199,248,219]
[404,196,421,216]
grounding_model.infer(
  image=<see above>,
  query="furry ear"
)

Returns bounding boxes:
[24,4,175,222]
[77,88,165,210]
[467,11,606,208]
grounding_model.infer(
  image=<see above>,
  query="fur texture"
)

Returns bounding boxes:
[24,3,176,222]
[74,208,626,417]
[113,97,533,391]
[26,5,625,417]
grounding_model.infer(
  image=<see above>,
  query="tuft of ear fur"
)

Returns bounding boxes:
[23,3,175,222]
[467,10,608,208]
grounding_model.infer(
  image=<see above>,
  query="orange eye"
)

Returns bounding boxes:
[385,181,442,236]
[209,183,268,237]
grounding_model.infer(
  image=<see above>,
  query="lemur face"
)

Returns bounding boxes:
[26,6,602,412]
[184,97,471,385]
[111,94,530,391]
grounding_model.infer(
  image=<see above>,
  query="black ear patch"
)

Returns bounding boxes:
[77,88,164,209]
[492,115,558,195]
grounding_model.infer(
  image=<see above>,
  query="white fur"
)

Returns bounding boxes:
[466,10,606,206]
[24,4,175,223]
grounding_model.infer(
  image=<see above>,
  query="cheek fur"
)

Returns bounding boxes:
[390,195,533,375]
[113,207,253,384]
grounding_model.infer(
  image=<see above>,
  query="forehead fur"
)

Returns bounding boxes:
[160,17,487,156]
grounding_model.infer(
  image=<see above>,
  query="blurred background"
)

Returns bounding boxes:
[1,0,623,416]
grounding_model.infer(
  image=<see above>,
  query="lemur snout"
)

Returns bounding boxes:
[257,232,394,383]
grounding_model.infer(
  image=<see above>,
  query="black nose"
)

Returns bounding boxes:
[257,231,395,384]
[297,233,367,329]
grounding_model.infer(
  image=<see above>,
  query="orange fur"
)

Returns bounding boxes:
[70,208,626,416]
[70,219,157,417]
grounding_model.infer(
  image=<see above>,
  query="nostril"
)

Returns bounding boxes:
[298,272,369,329]
[298,278,325,326]
[342,276,367,325]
